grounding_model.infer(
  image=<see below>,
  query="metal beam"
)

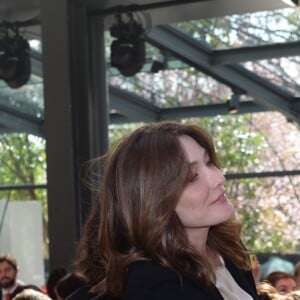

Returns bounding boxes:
[89,0,213,17]
[145,25,300,124]
[211,41,300,65]
[109,87,267,121]
[109,85,160,121]
[160,100,267,119]
[0,103,44,136]
[226,170,300,180]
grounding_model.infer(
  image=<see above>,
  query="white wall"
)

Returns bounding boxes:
[0,200,45,287]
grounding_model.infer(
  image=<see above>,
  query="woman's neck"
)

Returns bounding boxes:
[185,227,209,253]
[185,227,222,268]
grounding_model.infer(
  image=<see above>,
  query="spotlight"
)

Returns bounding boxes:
[150,59,164,73]
[110,13,145,77]
[0,24,31,89]
[227,93,240,114]
[150,53,167,73]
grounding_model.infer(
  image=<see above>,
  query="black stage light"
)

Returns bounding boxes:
[150,59,164,73]
[0,26,31,89]
[227,93,240,114]
[110,14,145,77]
[150,52,167,73]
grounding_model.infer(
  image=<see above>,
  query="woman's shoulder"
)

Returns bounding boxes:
[126,260,182,287]
[124,260,182,300]
[124,260,218,300]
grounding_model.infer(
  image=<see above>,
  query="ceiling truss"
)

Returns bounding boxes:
[2,21,299,137]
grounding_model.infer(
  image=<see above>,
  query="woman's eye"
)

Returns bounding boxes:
[206,160,214,166]
[190,173,199,182]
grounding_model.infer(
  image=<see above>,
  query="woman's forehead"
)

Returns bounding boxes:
[178,135,207,162]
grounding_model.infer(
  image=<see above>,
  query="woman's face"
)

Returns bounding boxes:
[175,135,234,232]
[274,277,296,295]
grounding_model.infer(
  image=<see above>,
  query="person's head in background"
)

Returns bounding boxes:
[256,281,277,300]
[11,285,42,299]
[265,271,296,295]
[294,262,300,289]
[46,267,68,300]
[0,253,18,290]
[12,288,51,300]
[55,272,87,300]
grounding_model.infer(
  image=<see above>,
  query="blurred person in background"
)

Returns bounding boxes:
[256,281,277,300]
[11,285,43,300]
[12,288,51,300]
[0,254,23,300]
[265,271,296,295]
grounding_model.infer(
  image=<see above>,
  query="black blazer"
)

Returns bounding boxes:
[123,259,259,300]
[68,259,259,300]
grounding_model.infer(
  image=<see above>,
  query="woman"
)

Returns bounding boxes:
[72,121,258,300]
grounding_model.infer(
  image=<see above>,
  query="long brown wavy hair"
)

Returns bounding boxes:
[75,121,250,297]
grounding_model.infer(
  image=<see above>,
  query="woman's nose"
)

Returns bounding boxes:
[209,167,225,188]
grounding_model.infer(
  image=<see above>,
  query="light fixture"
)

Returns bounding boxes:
[0,23,31,89]
[150,52,167,73]
[110,13,145,77]
[227,93,241,114]
[150,59,164,73]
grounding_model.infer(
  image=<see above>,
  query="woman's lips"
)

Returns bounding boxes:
[210,193,227,205]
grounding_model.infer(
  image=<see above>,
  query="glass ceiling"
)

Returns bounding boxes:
[0,75,44,119]
[242,58,300,96]
[1,5,300,132]
[107,7,300,112]
[176,8,300,48]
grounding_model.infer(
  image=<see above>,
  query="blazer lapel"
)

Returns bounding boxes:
[183,274,224,300]
[224,259,258,300]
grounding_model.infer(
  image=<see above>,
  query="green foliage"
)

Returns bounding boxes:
[0,133,47,213]
[0,132,49,257]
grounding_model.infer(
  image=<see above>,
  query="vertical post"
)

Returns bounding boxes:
[41,0,109,269]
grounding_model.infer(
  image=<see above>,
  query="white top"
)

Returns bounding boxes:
[215,257,253,300]
[1,280,24,299]
[2,285,17,299]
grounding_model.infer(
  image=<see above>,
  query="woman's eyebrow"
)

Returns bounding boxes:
[188,161,198,167]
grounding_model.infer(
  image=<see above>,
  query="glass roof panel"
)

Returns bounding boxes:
[241,57,300,96]
[0,74,44,119]
[174,7,300,49]
[109,66,232,108]
[107,8,300,110]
